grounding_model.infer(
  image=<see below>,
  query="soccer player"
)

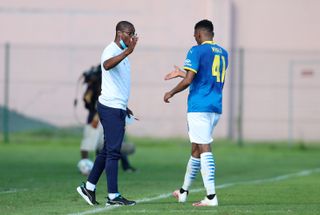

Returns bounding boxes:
[164,19,228,207]
[77,21,138,206]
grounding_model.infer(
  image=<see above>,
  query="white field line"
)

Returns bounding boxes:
[69,168,320,215]
[0,188,28,195]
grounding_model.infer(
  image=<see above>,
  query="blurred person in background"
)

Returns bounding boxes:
[164,19,228,207]
[79,65,102,161]
[77,20,138,206]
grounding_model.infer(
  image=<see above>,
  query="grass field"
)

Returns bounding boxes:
[0,132,320,215]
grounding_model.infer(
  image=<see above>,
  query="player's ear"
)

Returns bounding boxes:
[195,30,201,38]
[195,31,201,40]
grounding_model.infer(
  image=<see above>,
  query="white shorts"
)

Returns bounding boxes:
[187,112,221,144]
[80,123,104,151]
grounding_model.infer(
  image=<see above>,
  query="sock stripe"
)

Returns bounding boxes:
[200,153,216,195]
[182,157,201,191]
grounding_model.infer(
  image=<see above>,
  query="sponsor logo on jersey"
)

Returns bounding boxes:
[184,59,192,67]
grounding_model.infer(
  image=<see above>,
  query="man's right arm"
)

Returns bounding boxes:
[103,51,129,70]
[103,37,138,70]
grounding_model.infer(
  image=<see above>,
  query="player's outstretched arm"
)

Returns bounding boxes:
[164,70,195,103]
[164,65,186,80]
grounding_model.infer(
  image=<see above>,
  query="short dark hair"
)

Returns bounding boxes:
[194,19,214,33]
[116,21,134,31]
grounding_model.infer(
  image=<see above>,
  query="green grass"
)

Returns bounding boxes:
[0,133,320,215]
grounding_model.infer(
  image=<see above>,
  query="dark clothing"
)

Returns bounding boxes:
[88,102,126,193]
[83,84,100,124]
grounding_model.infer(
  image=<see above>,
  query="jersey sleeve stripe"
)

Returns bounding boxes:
[183,66,198,73]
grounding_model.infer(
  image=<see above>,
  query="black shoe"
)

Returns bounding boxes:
[76,182,99,206]
[106,195,136,206]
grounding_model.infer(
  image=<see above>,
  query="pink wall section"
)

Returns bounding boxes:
[1,0,320,140]
[0,0,231,47]
[233,0,320,50]
[0,0,232,139]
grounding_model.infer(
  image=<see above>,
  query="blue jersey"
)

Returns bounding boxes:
[183,41,228,114]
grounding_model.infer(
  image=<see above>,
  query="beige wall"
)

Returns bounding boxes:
[1,0,319,140]
[0,0,231,47]
[233,0,320,50]
[231,0,320,141]
[0,0,232,139]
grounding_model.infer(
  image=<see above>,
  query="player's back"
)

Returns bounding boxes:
[187,41,228,114]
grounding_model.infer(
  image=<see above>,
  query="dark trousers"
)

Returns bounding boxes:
[120,154,130,170]
[88,102,126,193]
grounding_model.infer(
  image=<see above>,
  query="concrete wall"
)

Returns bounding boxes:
[233,0,320,50]
[0,0,319,140]
[231,0,320,141]
[0,0,232,139]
